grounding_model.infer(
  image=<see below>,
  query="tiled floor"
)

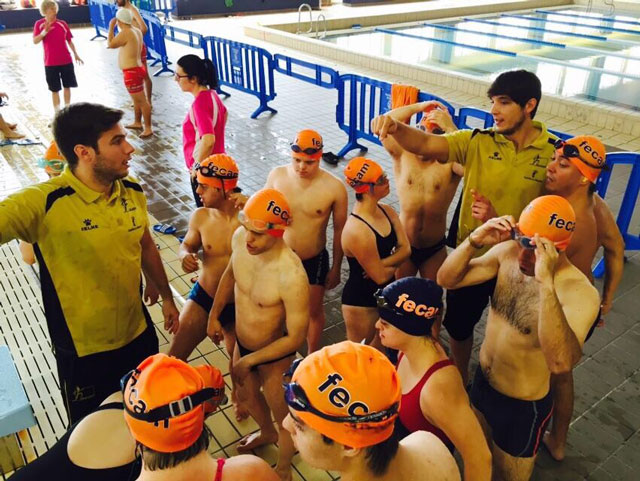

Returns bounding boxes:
[1,8,640,480]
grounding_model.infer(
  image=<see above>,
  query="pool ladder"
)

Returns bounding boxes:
[296,3,327,39]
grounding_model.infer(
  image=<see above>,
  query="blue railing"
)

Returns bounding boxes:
[273,54,339,89]
[205,36,277,119]
[140,10,172,76]
[89,0,115,40]
[456,107,494,130]
[594,152,640,276]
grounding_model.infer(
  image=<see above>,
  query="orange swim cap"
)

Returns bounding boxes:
[418,103,445,134]
[288,341,401,448]
[240,188,291,237]
[518,195,576,251]
[195,154,239,190]
[291,129,323,161]
[344,157,384,194]
[38,141,67,175]
[556,136,606,184]
[193,364,227,414]
[123,354,225,453]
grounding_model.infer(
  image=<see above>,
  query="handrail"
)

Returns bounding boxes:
[296,3,313,35]
[316,13,327,39]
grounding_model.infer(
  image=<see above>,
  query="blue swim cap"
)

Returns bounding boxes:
[377,278,443,336]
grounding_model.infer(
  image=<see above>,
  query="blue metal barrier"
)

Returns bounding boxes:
[593,152,640,277]
[336,74,390,157]
[548,128,572,141]
[273,54,338,89]
[140,10,173,76]
[456,107,494,130]
[148,0,174,22]
[205,36,277,119]
[88,0,115,40]
[163,24,206,52]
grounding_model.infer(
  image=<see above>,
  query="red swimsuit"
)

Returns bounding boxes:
[396,353,455,451]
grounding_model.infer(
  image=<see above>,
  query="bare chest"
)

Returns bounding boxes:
[492,264,540,336]
[200,218,238,257]
[394,156,456,199]
[275,180,333,220]
[234,255,282,307]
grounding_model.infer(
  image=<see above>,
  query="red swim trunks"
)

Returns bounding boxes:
[123,66,146,94]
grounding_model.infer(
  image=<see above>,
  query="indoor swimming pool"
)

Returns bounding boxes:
[324,6,640,111]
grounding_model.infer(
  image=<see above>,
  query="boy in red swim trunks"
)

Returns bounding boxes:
[116,0,153,128]
[108,8,152,138]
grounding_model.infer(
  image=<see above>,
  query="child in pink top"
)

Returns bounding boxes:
[175,54,227,207]
[33,0,83,114]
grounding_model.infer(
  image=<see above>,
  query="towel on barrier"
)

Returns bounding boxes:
[391,84,419,110]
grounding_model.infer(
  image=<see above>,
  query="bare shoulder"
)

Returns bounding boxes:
[270,165,288,179]
[231,226,245,249]
[402,432,460,480]
[378,202,400,219]
[279,247,307,282]
[593,194,616,225]
[555,264,600,309]
[223,455,279,481]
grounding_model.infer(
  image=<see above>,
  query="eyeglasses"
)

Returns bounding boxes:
[290,143,323,156]
[511,228,535,250]
[174,72,190,80]
[554,139,604,170]
[238,210,288,231]
[282,358,399,424]
[37,158,65,173]
[120,369,218,423]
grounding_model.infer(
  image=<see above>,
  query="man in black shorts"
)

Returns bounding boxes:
[265,129,348,353]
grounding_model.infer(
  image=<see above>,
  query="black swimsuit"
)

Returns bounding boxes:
[8,403,141,481]
[341,206,398,308]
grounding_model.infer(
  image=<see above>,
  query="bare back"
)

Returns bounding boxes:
[382,431,460,481]
[117,26,142,70]
[565,196,600,283]
[196,208,240,297]
[481,243,597,400]
[392,150,461,247]
[268,165,344,259]
[231,228,308,350]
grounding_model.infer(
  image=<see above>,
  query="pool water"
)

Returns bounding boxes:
[324,6,640,111]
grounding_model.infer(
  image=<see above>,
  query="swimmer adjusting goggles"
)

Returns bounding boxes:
[554,139,605,170]
[282,358,399,424]
[120,369,218,422]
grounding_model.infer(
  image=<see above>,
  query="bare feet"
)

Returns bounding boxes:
[3,131,25,140]
[139,130,153,138]
[125,123,143,130]
[543,432,565,461]
[232,389,249,422]
[236,430,278,453]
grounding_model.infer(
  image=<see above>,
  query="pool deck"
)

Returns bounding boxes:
[1,2,640,480]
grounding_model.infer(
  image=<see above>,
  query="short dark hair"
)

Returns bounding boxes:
[487,70,542,119]
[321,426,400,477]
[52,103,124,169]
[139,425,211,471]
[355,192,363,201]
[177,54,219,89]
[588,182,597,196]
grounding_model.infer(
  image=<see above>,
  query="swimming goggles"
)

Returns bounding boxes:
[282,358,399,424]
[38,157,65,173]
[238,210,288,231]
[554,139,604,169]
[290,143,323,156]
[374,289,406,315]
[120,369,217,422]
[511,228,535,250]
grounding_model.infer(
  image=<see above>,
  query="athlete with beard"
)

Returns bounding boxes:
[371,70,557,385]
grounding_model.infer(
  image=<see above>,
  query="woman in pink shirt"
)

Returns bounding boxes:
[175,54,227,207]
[33,0,83,113]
